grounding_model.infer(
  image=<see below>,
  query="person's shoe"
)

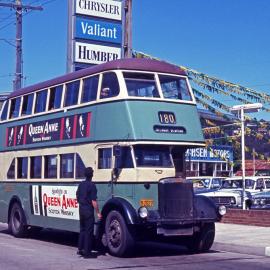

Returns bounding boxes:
[83,252,97,259]
[77,250,84,256]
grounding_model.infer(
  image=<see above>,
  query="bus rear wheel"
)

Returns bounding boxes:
[105,210,134,257]
[186,222,215,253]
[8,202,27,238]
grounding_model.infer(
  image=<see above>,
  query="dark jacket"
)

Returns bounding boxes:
[76,180,97,214]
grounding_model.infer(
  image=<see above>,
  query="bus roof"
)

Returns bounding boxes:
[9,58,187,99]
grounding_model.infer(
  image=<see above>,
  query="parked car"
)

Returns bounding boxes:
[186,176,224,193]
[198,176,270,209]
[251,191,270,209]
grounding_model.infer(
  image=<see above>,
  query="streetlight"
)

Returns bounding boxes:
[230,103,262,210]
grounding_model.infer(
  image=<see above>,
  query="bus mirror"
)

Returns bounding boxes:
[113,145,121,157]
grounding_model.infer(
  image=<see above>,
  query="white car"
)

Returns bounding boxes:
[198,176,270,208]
[186,176,224,192]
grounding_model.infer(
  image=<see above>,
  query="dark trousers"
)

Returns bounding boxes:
[78,210,94,255]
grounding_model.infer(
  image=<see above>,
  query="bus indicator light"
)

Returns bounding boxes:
[140,199,154,208]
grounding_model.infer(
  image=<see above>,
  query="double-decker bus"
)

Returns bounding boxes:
[0,58,225,257]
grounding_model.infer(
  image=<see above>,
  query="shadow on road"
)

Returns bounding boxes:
[0,224,219,258]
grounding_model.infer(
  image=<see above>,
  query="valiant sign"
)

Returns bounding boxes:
[70,0,123,69]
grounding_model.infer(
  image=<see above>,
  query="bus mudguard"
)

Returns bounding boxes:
[194,195,219,221]
[101,197,139,225]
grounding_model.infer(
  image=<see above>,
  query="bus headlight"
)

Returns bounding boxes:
[260,199,266,205]
[218,205,226,216]
[138,207,148,219]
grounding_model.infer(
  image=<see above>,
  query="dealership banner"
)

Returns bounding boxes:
[186,146,233,162]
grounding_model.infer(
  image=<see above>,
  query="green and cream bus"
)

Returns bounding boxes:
[0,58,225,256]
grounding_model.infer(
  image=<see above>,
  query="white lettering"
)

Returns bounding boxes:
[80,22,118,40]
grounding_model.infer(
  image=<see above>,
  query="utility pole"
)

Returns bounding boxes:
[124,0,132,58]
[0,1,42,91]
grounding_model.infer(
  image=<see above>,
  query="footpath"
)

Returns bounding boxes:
[213,222,270,257]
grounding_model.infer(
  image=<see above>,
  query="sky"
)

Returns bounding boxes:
[0,0,270,119]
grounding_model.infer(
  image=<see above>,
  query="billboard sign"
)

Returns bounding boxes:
[75,42,121,65]
[186,146,233,162]
[75,17,122,44]
[5,112,91,148]
[75,0,122,21]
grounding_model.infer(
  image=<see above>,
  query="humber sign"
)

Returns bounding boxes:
[76,0,122,21]
[75,42,121,65]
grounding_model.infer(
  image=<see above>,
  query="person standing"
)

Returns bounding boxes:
[76,167,102,258]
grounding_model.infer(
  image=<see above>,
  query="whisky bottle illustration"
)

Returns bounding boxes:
[34,187,39,214]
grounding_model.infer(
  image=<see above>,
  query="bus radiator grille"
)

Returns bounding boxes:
[158,179,194,219]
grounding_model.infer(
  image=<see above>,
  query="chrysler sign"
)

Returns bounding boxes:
[76,0,122,21]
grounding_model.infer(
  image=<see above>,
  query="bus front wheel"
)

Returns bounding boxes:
[8,202,27,238]
[186,222,215,253]
[105,210,134,257]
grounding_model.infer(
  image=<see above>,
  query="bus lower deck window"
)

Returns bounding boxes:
[30,156,42,178]
[44,155,57,178]
[60,154,74,178]
[98,148,112,169]
[17,157,28,179]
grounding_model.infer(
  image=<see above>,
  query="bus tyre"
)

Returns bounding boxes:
[105,210,134,257]
[186,222,215,253]
[8,202,27,238]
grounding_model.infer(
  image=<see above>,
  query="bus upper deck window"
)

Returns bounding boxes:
[123,72,160,98]
[159,75,192,101]
[21,93,34,116]
[1,100,9,121]
[49,85,63,110]
[65,80,80,107]
[35,89,48,113]
[81,75,99,103]
[100,72,119,99]
[9,97,21,119]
